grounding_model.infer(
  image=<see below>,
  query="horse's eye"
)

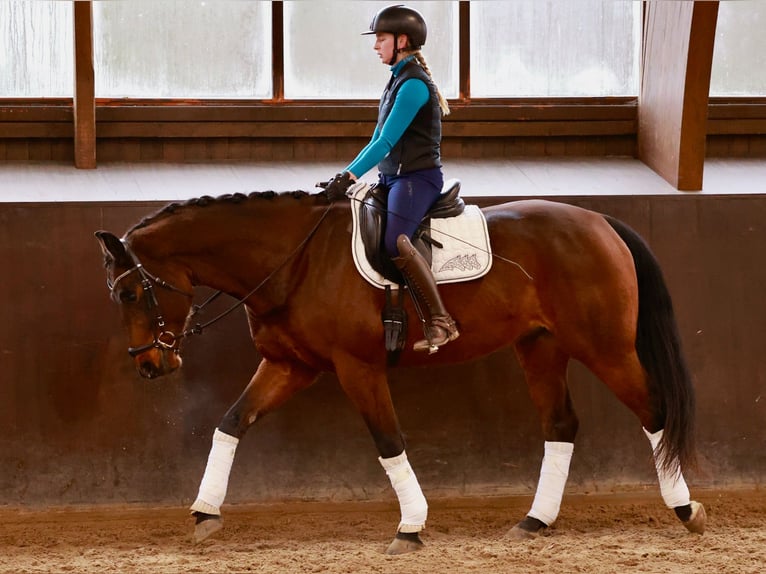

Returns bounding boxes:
[118,290,137,303]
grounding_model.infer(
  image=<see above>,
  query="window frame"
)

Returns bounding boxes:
[0,1,764,153]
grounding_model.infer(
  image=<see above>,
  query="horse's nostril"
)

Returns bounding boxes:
[139,361,159,379]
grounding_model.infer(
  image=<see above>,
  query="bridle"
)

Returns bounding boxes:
[107,246,195,358]
[107,204,333,359]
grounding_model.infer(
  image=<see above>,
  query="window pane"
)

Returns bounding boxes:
[0,1,73,97]
[284,1,458,99]
[471,0,640,97]
[710,1,766,96]
[93,1,271,98]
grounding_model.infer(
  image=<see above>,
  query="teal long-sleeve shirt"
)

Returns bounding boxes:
[346,57,429,178]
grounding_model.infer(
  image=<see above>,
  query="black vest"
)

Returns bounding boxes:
[377,60,442,176]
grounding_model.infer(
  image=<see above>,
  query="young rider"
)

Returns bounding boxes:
[323,4,459,353]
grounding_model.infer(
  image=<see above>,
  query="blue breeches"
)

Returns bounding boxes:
[380,167,444,257]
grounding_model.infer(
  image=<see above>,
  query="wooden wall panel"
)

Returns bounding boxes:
[0,139,73,161]
[639,1,719,190]
[2,196,764,506]
[1,101,762,162]
[707,135,766,157]
[84,136,636,163]
[9,134,764,162]
[73,2,96,169]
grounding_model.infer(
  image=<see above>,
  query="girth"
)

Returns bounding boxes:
[359,178,464,284]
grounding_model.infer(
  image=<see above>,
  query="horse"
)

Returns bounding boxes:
[95,187,706,554]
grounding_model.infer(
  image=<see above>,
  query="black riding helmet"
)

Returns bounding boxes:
[362,5,427,65]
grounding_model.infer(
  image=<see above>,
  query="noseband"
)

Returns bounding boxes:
[107,247,195,358]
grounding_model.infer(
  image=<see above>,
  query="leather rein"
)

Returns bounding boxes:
[108,204,333,358]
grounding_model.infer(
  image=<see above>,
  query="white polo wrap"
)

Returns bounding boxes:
[190,429,239,516]
[379,451,428,533]
[528,441,574,526]
[644,427,691,508]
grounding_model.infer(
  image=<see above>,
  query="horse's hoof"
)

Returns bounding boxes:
[385,531,424,555]
[193,513,223,543]
[506,525,540,540]
[683,501,706,535]
[506,516,547,540]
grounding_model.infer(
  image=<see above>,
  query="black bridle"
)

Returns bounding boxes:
[107,249,196,358]
[108,204,333,358]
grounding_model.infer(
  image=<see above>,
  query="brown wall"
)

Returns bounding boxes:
[0,100,639,162]
[3,98,765,163]
[1,195,764,509]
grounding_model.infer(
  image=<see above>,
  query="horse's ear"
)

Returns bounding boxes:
[94,231,129,266]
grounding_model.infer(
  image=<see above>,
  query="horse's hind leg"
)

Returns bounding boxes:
[509,330,579,539]
[587,353,706,534]
[644,427,706,533]
[190,358,318,542]
[334,353,426,555]
[599,214,704,533]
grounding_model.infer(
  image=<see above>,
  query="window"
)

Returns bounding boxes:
[93,0,271,98]
[710,1,766,96]
[4,1,761,101]
[284,1,459,99]
[470,0,640,97]
[0,0,73,97]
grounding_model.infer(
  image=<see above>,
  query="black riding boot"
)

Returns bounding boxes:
[393,234,459,353]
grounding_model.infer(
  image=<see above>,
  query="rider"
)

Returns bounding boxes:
[323,4,459,353]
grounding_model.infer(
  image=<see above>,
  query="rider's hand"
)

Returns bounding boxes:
[322,171,355,202]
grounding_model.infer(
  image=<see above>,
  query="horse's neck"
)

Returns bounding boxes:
[132,201,329,305]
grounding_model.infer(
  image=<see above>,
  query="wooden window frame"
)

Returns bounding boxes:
[1,1,764,169]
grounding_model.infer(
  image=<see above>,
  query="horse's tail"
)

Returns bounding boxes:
[604,215,696,474]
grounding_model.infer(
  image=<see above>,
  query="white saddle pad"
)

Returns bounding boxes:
[349,182,493,289]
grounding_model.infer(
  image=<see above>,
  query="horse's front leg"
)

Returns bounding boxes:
[191,358,318,542]
[334,353,426,555]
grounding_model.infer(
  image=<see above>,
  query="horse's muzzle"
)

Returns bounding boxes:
[134,348,182,379]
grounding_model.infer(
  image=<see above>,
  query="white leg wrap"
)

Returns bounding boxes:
[189,429,239,516]
[379,451,428,533]
[644,427,690,508]
[528,441,574,526]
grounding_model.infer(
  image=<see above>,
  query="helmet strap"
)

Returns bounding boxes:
[389,33,399,66]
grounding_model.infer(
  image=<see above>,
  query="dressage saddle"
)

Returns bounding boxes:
[359,178,464,284]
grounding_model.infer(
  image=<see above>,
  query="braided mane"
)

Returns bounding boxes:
[127,189,318,234]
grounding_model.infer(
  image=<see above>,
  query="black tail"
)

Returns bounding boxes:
[604,215,696,473]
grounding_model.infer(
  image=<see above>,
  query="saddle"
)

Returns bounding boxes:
[349,178,491,361]
[359,178,465,284]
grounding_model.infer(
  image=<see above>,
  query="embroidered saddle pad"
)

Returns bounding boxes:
[349,182,493,289]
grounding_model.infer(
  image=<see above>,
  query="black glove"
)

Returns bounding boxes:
[322,171,354,202]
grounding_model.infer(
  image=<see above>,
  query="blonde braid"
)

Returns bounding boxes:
[412,51,450,117]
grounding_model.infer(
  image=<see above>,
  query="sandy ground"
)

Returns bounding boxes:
[1,490,764,574]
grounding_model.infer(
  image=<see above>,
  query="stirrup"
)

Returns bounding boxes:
[413,315,459,354]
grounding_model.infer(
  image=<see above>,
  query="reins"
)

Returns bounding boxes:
[112,186,531,358]
[182,203,334,340]
[112,203,334,354]
[183,203,333,337]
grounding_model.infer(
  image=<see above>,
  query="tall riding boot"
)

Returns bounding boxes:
[392,234,459,353]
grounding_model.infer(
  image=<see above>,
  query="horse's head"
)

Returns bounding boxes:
[95,230,194,379]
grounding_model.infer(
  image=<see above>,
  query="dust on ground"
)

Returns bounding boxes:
[1,489,764,574]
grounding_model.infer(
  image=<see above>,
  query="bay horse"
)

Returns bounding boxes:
[95,188,705,554]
